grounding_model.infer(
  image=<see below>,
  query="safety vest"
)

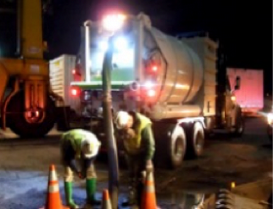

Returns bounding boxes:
[61,129,100,159]
[123,113,152,154]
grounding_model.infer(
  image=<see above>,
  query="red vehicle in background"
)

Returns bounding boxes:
[227,68,263,115]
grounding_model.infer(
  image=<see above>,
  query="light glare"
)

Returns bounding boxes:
[114,37,128,51]
[102,14,126,31]
[147,89,156,97]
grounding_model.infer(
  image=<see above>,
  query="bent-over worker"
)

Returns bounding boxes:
[60,129,101,209]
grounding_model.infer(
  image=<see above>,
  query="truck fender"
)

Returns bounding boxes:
[1,79,20,130]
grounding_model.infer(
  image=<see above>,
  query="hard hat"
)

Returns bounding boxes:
[81,133,101,159]
[115,111,130,129]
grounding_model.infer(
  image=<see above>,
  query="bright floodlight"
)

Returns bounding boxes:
[102,14,126,31]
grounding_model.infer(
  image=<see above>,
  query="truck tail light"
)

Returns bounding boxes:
[147,89,156,97]
[151,65,158,72]
[142,80,159,100]
[72,68,81,75]
[70,87,79,96]
[147,64,158,74]
[72,64,82,81]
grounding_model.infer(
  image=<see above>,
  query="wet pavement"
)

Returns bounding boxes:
[0,170,204,209]
[0,116,271,208]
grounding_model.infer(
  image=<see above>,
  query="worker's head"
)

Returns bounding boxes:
[115,110,134,130]
[81,134,100,159]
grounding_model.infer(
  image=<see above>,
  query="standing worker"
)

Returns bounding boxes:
[114,110,155,207]
[60,129,101,209]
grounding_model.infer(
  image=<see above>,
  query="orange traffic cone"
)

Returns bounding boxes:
[40,164,69,209]
[140,171,158,209]
[101,189,112,209]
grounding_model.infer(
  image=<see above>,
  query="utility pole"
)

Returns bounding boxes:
[101,36,119,209]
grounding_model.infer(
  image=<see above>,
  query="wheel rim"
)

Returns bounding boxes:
[7,91,56,137]
[25,108,44,123]
[195,131,204,154]
[174,137,184,160]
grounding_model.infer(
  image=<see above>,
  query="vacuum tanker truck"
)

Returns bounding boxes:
[51,13,244,169]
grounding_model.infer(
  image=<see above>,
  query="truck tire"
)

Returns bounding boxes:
[153,122,186,169]
[234,116,244,137]
[169,125,187,168]
[184,121,205,158]
[6,91,56,138]
[232,107,244,137]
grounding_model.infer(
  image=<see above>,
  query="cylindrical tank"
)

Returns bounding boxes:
[142,27,203,105]
[149,104,202,121]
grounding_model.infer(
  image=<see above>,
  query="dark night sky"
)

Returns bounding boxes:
[0,0,272,93]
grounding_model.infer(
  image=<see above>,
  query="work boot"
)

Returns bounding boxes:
[121,187,138,207]
[64,182,79,209]
[86,178,101,205]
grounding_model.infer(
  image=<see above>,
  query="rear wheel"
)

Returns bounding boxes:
[169,125,187,169]
[234,116,244,136]
[185,121,205,158]
[153,122,186,169]
[6,91,56,138]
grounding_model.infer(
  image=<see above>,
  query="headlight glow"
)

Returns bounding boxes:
[267,113,273,124]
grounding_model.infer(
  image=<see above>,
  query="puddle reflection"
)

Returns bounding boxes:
[157,191,206,209]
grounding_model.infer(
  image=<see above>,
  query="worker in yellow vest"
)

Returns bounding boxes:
[114,110,155,207]
[60,129,101,209]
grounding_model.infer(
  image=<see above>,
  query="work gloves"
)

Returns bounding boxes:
[127,128,136,139]
[145,159,153,173]
[119,128,136,141]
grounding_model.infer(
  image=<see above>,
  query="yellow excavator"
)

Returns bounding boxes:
[0,0,59,138]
